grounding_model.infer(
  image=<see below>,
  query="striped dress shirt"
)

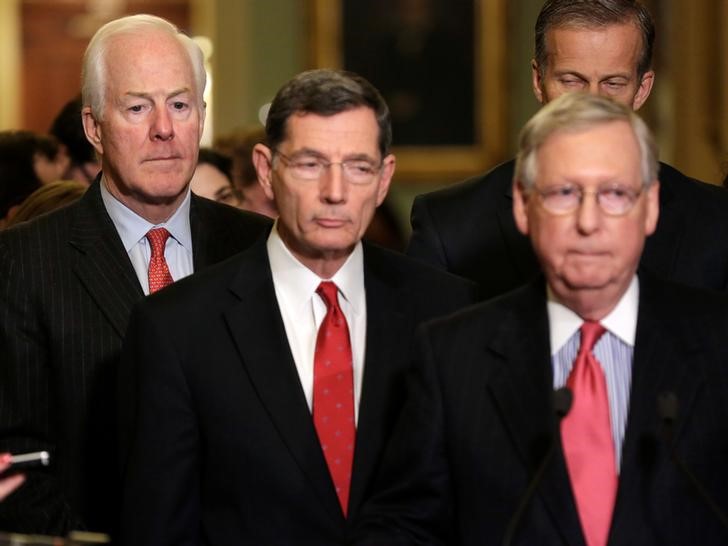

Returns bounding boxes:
[548,277,639,472]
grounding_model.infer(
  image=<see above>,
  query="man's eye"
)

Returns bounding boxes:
[559,78,582,87]
[129,105,144,113]
[294,160,322,170]
[347,162,375,175]
[554,186,577,196]
[172,101,188,110]
[602,188,628,198]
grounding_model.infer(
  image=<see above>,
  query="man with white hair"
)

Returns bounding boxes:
[0,14,269,536]
[359,93,728,546]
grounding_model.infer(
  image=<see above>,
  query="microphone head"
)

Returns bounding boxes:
[553,387,573,418]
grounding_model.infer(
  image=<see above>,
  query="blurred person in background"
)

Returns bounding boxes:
[215,126,278,217]
[49,95,101,185]
[0,130,68,227]
[189,147,242,206]
[6,180,87,228]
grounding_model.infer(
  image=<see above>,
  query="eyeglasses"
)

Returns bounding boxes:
[531,184,643,216]
[274,150,382,185]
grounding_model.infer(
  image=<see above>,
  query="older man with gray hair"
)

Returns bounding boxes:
[0,14,269,536]
[359,92,728,546]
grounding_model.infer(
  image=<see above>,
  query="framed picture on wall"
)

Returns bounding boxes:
[309,0,508,182]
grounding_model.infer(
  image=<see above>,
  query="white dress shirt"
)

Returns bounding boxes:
[100,177,194,295]
[267,222,367,423]
[548,276,639,471]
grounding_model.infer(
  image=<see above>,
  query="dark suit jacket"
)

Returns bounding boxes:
[407,160,728,299]
[357,272,728,546]
[117,238,476,546]
[0,180,271,536]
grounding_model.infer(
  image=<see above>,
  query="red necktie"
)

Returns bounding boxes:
[561,322,617,546]
[146,228,174,293]
[313,281,355,516]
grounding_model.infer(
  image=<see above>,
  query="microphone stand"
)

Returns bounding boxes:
[502,387,572,546]
[657,391,728,532]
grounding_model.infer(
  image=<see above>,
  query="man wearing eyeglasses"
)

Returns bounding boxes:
[358,92,728,546]
[117,68,475,546]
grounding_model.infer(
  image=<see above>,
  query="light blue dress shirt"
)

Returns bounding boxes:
[100,178,194,295]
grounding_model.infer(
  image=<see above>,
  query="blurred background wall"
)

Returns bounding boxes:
[2,0,727,230]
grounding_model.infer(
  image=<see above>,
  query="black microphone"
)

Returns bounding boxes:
[502,387,573,546]
[657,391,728,532]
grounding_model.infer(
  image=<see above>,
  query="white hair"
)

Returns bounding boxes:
[81,14,206,119]
[514,92,658,191]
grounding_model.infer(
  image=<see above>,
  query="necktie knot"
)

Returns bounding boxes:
[579,321,606,356]
[317,281,339,309]
[145,228,174,294]
[146,227,171,258]
[317,281,343,325]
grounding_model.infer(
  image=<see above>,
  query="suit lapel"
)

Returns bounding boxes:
[487,281,585,546]
[69,182,143,338]
[223,242,343,522]
[348,247,406,515]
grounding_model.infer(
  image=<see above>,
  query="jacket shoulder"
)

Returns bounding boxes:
[414,160,515,212]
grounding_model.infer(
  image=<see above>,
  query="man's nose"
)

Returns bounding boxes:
[320,163,347,203]
[151,107,174,141]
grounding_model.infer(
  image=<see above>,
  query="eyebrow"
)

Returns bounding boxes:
[288,147,379,163]
[554,69,632,82]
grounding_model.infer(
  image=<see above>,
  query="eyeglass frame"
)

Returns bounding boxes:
[526,183,644,216]
[272,149,384,185]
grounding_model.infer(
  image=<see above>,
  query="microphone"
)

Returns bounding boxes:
[657,391,728,532]
[502,387,572,546]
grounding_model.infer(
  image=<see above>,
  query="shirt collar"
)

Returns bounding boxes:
[100,175,193,252]
[547,275,639,355]
[266,220,365,315]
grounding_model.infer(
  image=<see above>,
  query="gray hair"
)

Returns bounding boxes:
[265,69,392,159]
[81,14,205,119]
[534,0,655,80]
[514,92,657,190]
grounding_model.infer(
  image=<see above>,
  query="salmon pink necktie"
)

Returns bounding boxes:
[313,281,355,516]
[146,228,174,294]
[561,321,617,546]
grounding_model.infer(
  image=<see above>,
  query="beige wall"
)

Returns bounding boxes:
[0,0,21,130]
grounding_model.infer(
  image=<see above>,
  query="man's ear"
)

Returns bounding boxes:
[198,101,207,142]
[643,179,660,236]
[632,70,655,111]
[82,106,104,155]
[513,179,530,236]
[531,59,546,104]
[375,154,396,207]
[252,144,275,201]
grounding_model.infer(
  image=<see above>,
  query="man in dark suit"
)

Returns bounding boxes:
[359,93,728,546]
[0,15,269,536]
[407,0,728,300]
[117,69,475,546]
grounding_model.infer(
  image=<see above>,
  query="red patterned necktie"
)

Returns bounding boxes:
[146,228,174,294]
[313,281,355,516]
[561,321,617,546]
